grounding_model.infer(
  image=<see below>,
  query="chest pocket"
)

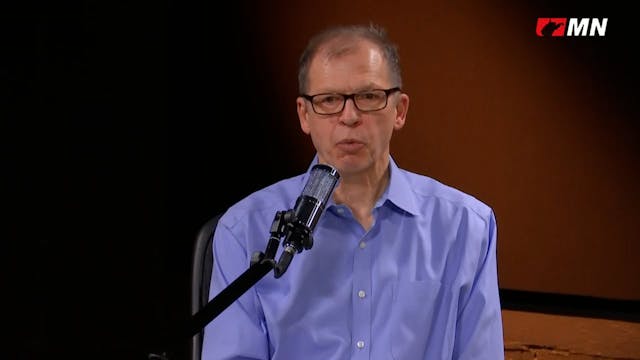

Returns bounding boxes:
[390,279,452,360]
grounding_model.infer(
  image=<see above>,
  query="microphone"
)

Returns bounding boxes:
[274,164,340,278]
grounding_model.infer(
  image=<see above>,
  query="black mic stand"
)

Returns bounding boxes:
[191,206,315,332]
[149,210,313,360]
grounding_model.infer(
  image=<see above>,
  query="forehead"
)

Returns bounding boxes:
[307,39,390,92]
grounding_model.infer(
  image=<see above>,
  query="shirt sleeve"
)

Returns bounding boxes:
[453,210,505,359]
[201,219,270,360]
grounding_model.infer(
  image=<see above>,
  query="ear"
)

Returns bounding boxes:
[297,97,312,134]
[393,93,410,130]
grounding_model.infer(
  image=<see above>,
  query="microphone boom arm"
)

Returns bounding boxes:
[189,209,297,337]
[154,165,339,360]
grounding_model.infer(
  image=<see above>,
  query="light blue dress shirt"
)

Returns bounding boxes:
[202,156,504,359]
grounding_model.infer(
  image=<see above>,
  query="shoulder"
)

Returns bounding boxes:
[399,168,494,223]
[218,173,305,230]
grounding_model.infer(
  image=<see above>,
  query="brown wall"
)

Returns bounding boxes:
[242,1,639,300]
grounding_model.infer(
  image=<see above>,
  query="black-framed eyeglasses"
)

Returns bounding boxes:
[301,87,401,115]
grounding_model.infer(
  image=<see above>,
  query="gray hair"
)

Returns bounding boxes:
[297,23,403,94]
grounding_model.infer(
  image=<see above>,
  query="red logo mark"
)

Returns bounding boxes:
[536,18,567,37]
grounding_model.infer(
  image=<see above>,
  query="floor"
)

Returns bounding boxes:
[502,310,640,359]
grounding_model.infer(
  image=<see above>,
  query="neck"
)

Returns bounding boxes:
[333,160,390,230]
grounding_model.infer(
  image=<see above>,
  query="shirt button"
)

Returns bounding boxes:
[359,241,366,249]
[356,340,365,349]
[358,290,366,298]
[336,208,344,215]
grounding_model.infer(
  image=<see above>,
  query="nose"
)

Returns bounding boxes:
[338,98,361,126]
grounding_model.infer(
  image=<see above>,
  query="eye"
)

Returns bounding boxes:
[316,94,342,105]
[358,91,384,101]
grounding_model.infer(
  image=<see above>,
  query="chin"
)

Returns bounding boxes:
[321,151,369,174]
[333,158,369,177]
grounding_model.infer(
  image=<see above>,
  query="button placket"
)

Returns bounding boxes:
[352,234,371,359]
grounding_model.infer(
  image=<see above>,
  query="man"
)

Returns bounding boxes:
[202,24,504,359]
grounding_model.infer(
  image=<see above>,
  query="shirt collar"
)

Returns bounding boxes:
[383,156,420,216]
[302,154,419,216]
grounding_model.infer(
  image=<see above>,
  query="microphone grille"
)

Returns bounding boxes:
[302,164,340,204]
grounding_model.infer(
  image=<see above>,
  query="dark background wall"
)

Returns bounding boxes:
[6,0,637,359]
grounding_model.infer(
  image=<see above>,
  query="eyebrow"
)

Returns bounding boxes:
[311,85,387,95]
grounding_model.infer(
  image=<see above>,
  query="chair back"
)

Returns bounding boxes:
[190,213,222,360]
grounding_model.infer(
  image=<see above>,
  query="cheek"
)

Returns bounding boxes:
[376,120,396,142]
[308,123,335,148]
[310,125,330,142]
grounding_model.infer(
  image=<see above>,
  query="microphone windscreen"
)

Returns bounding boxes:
[294,164,340,231]
[302,164,340,206]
